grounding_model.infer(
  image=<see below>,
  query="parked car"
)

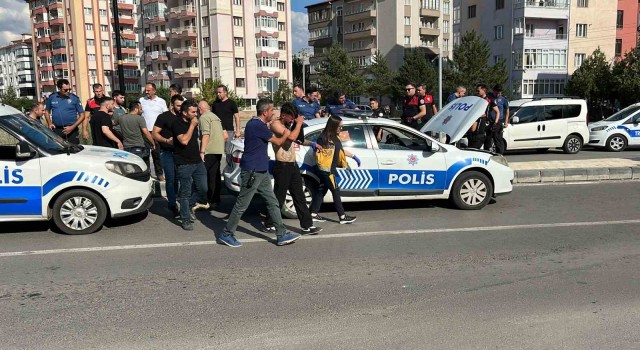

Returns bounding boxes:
[223,96,514,218]
[588,103,640,152]
[505,98,589,154]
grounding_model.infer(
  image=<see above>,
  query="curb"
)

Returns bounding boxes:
[513,166,640,184]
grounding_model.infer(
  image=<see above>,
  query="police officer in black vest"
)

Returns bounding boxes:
[401,83,426,130]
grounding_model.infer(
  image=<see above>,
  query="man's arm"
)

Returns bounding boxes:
[100,126,123,149]
[142,128,155,148]
[44,109,54,129]
[177,118,198,145]
[504,101,510,126]
[413,105,427,120]
[268,126,290,146]
[153,126,172,144]
[432,104,438,115]
[492,106,500,124]
[233,112,241,137]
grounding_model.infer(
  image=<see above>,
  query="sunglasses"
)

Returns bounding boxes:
[405,88,414,91]
[62,88,71,92]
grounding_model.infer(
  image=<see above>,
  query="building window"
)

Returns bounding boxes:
[404,16,411,25]
[443,39,449,51]
[278,41,286,50]
[278,22,285,31]
[99,9,107,17]
[577,0,588,7]
[443,1,450,15]
[574,53,586,68]
[202,37,210,47]
[233,17,242,26]
[513,17,524,35]
[235,58,244,67]
[443,20,449,33]
[277,2,285,11]
[88,54,96,61]
[85,24,93,31]
[404,36,410,45]
[615,39,622,57]
[236,78,245,88]
[525,24,534,37]
[103,54,110,62]
[523,49,567,69]
[102,40,109,47]
[233,0,241,5]
[576,24,587,38]
[279,60,286,69]
[494,25,504,40]
[468,5,476,18]
[521,79,566,97]
[84,7,92,15]
[101,25,108,32]
[202,16,209,26]
[203,58,210,67]
[87,39,95,46]
[617,10,624,29]
[495,0,504,10]
[234,37,243,47]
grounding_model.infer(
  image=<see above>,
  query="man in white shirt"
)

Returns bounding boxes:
[139,83,168,181]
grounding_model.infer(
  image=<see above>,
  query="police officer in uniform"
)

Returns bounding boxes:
[294,86,321,120]
[476,84,500,151]
[417,84,438,124]
[44,79,85,144]
[401,84,426,130]
[370,98,385,142]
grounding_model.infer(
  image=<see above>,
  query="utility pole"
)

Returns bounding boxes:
[112,0,125,92]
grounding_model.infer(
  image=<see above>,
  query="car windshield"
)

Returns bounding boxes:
[0,114,78,154]
[604,105,640,122]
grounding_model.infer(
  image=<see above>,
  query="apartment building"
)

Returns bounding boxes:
[0,34,37,100]
[306,0,452,85]
[453,0,616,99]
[616,0,639,59]
[26,0,142,103]
[142,0,292,105]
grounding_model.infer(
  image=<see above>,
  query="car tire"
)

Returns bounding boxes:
[562,134,582,154]
[281,177,316,219]
[451,171,493,210]
[605,134,627,152]
[52,189,107,235]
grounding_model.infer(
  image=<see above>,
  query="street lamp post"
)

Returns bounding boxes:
[112,0,125,93]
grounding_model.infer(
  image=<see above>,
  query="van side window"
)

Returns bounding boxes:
[543,105,563,121]
[0,128,19,161]
[513,106,542,124]
[562,105,581,119]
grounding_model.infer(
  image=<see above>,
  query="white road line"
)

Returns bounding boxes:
[1,219,639,258]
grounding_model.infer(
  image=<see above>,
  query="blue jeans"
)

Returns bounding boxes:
[176,162,208,223]
[223,170,285,238]
[160,150,179,207]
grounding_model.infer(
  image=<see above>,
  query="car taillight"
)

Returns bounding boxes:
[232,150,243,163]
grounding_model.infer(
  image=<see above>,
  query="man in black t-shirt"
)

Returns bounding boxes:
[212,85,240,139]
[171,100,208,231]
[82,83,108,144]
[91,97,123,150]
[152,95,184,216]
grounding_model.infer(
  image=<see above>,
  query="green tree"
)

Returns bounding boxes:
[316,43,365,98]
[156,86,171,107]
[566,48,613,117]
[273,82,294,107]
[366,51,396,101]
[0,85,20,109]
[444,31,507,96]
[396,48,437,97]
[612,46,640,107]
[199,78,246,108]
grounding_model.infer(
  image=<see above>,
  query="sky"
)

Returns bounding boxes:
[0,0,312,52]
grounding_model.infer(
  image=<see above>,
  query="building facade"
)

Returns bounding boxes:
[26,0,142,103]
[616,0,639,59]
[453,0,617,99]
[0,34,37,100]
[142,0,292,105]
[306,0,452,87]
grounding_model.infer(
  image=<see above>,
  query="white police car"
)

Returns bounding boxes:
[0,105,154,234]
[223,96,513,218]
[588,103,640,152]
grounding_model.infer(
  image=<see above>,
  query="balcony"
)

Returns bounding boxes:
[419,26,439,36]
[142,0,166,4]
[420,8,440,18]
[41,79,56,87]
[257,66,280,77]
[113,15,136,26]
[344,7,376,22]
[117,2,135,11]
[148,70,170,81]
[169,5,196,19]
[173,46,198,59]
[515,0,570,19]
[174,67,199,78]
[33,7,47,15]
[49,16,64,25]
[50,31,65,40]
[255,25,278,35]
[36,35,51,43]
[146,50,168,61]
[145,13,167,25]
[183,87,201,96]
[145,31,167,42]
[256,45,278,55]
[255,2,277,15]
[122,58,139,66]
[171,26,197,38]
[343,27,377,40]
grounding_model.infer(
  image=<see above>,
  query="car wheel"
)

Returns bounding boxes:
[451,171,493,210]
[281,177,315,219]
[562,134,582,154]
[605,134,627,152]
[52,189,107,235]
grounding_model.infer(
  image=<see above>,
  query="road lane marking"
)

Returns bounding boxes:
[1,219,639,258]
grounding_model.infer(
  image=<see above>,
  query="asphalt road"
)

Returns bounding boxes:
[1,182,639,349]
[505,147,640,162]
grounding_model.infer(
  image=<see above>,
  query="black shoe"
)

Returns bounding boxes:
[311,214,327,223]
[181,222,194,231]
[302,226,322,235]
[339,215,356,224]
[262,222,276,233]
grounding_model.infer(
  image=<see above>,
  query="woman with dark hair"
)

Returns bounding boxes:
[310,115,359,224]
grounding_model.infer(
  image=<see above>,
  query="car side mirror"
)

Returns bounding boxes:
[458,138,469,148]
[511,116,520,124]
[16,141,35,160]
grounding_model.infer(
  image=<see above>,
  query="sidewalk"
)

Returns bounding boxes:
[510,158,640,183]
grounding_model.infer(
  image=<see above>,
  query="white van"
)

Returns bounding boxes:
[0,105,154,234]
[588,103,640,152]
[505,98,589,154]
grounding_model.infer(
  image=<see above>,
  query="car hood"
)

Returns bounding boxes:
[420,96,488,143]
[77,145,147,167]
[588,120,614,128]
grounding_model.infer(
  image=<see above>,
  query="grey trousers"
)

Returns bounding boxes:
[223,170,286,238]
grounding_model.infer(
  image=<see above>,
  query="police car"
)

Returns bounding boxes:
[0,105,154,235]
[588,103,640,152]
[223,96,513,218]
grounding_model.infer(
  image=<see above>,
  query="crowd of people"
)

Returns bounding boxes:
[31,78,509,246]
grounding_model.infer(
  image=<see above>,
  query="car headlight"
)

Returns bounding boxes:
[590,126,607,132]
[490,155,509,167]
[105,161,143,176]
